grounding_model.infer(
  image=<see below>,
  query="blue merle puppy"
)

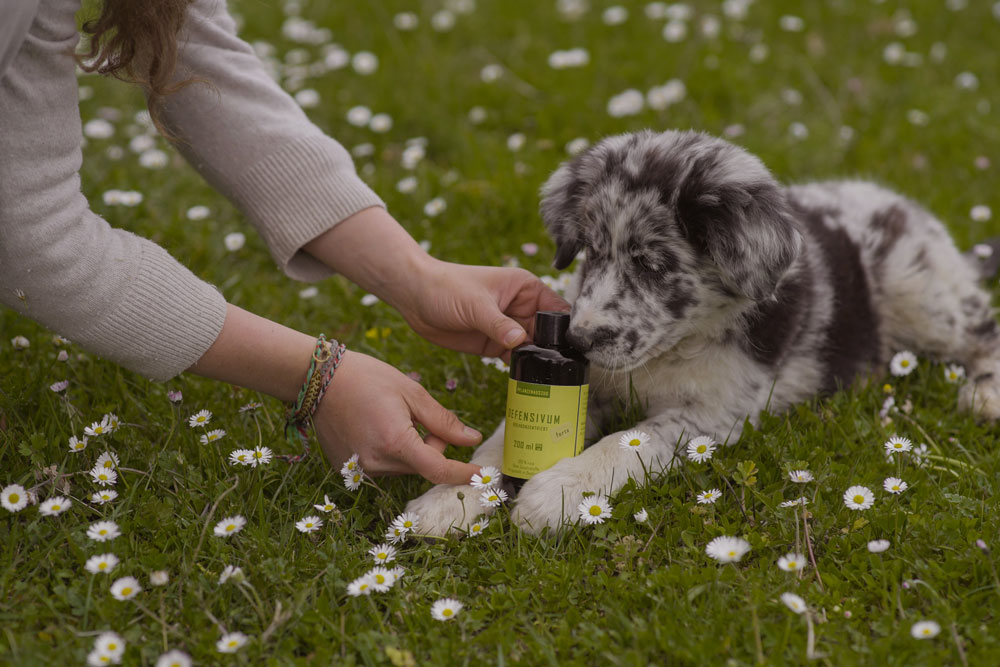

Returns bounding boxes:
[406,129,1000,535]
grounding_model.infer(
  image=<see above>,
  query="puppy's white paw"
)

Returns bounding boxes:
[512,453,604,535]
[960,365,1000,421]
[404,483,484,537]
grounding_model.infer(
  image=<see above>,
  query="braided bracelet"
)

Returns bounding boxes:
[281,335,346,462]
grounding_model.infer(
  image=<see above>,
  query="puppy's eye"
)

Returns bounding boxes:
[632,253,660,273]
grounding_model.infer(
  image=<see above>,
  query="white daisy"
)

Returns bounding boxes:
[468,517,490,536]
[86,649,115,666]
[705,536,751,563]
[779,497,809,508]
[2,484,29,512]
[95,451,120,470]
[423,197,447,217]
[780,592,807,614]
[577,496,612,524]
[90,466,118,486]
[155,649,192,667]
[686,436,716,463]
[219,565,244,584]
[149,570,169,586]
[385,525,407,544]
[347,574,374,596]
[10,335,30,350]
[634,508,649,523]
[187,409,212,428]
[199,429,226,444]
[295,515,323,533]
[229,449,253,466]
[341,454,361,475]
[884,436,913,453]
[87,520,121,542]
[391,513,420,533]
[216,632,249,653]
[250,446,273,467]
[238,401,261,412]
[343,471,363,491]
[470,466,501,489]
[911,620,941,639]
[91,490,118,504]
[95,632,125,659]
[69,435,89,452]
[369,543,397,564]
[85,553,119,574]
[103,414,121,432]
[213,515,247,537]
[39,496,71,516]
[944,364,966,383]
[890,351,918,376]
[314,495,337,513]
[843,485,875,510]
[618,429,651,451]
[883,477,908,494]
[186,205,210,220]
[789,470,814,483]
[696,489,722,505]
[110,576,141,600]
[84,418,111,437]
[867,539,891,553]
[777,552,807,572]
[367,566,397,592]
[479,487,508,508]
[431,598,464,621]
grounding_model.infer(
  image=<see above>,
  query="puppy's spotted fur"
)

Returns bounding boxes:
[408,129,1000,535]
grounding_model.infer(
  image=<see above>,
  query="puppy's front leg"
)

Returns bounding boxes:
[403,420,506,536]
[512,411,743,534]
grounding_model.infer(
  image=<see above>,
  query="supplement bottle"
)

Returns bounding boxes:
[502,311,589,494]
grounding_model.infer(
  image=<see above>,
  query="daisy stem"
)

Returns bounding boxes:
[735,567,765,664]
[927,465,961,478]
[802,504,824,592]
[237,582,269,626]
[185,477,240,581]
[950,621,969,667]
[159,591,167,652]
[805,611,817,660]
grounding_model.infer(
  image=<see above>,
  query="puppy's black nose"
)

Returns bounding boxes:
[567,326,617,352]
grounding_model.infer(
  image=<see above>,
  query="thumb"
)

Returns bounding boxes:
[409,388,483,447]
[473,300,526,349]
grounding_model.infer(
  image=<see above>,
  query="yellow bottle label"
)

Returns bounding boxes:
[502,378,588,479]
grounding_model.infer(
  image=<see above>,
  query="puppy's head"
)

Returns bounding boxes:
[540,130,801,369]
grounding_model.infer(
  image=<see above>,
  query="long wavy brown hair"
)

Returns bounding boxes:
[77,0,197,129]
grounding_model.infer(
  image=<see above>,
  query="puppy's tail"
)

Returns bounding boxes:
[966,237,1000,281]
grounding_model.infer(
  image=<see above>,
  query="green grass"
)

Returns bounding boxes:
[3,0,1000,664]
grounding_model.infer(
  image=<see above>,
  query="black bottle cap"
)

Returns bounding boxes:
[533,311,570,347]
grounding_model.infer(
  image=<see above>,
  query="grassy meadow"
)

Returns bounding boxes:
[3,0,1000,664]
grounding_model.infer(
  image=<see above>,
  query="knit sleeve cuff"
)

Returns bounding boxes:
[76,238,229,382]
[230,135,385,282]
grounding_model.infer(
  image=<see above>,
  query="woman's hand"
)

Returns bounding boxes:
[397,259,570,359]
[304,207,570,358]
[313,350,484,483]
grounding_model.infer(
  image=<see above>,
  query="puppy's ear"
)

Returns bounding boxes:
[540,161,585,270]
[679,176,801,302]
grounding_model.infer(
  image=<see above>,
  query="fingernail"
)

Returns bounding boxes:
[503,329,524,346]
[464,426,481,439]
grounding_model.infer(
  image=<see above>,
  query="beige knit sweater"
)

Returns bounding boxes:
[0,0,384,381]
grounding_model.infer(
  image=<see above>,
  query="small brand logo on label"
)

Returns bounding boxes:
[515,382,550,398]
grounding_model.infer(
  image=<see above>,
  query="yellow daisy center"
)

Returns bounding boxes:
[922,629,931,636]
[197,416,205,423]
[697,445,706,453]
[8,493,19,503]
[99,529,107,535]
[375,574,385,584]
[103,461,112,468]
[95,426,103,434]
[107,642,117,650]
[228,640,238,647]
[442,608,453,617]
[853,495,865,504]
[305,522,313,528]
[403,521,412,528]
[120,587,132,596]
[728,550,736,557]
[226,524,235,531]
[99,562,107,570]
[901,360,909,367]
[589,505,602,516]
[51,504,60,510]
[892,485,900,491]
[377,553,386,559]
[629,438,640,447]
[788,561,797,568]
[481,475,492,483]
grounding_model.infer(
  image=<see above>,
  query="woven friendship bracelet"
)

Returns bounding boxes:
[280,335,347,463]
